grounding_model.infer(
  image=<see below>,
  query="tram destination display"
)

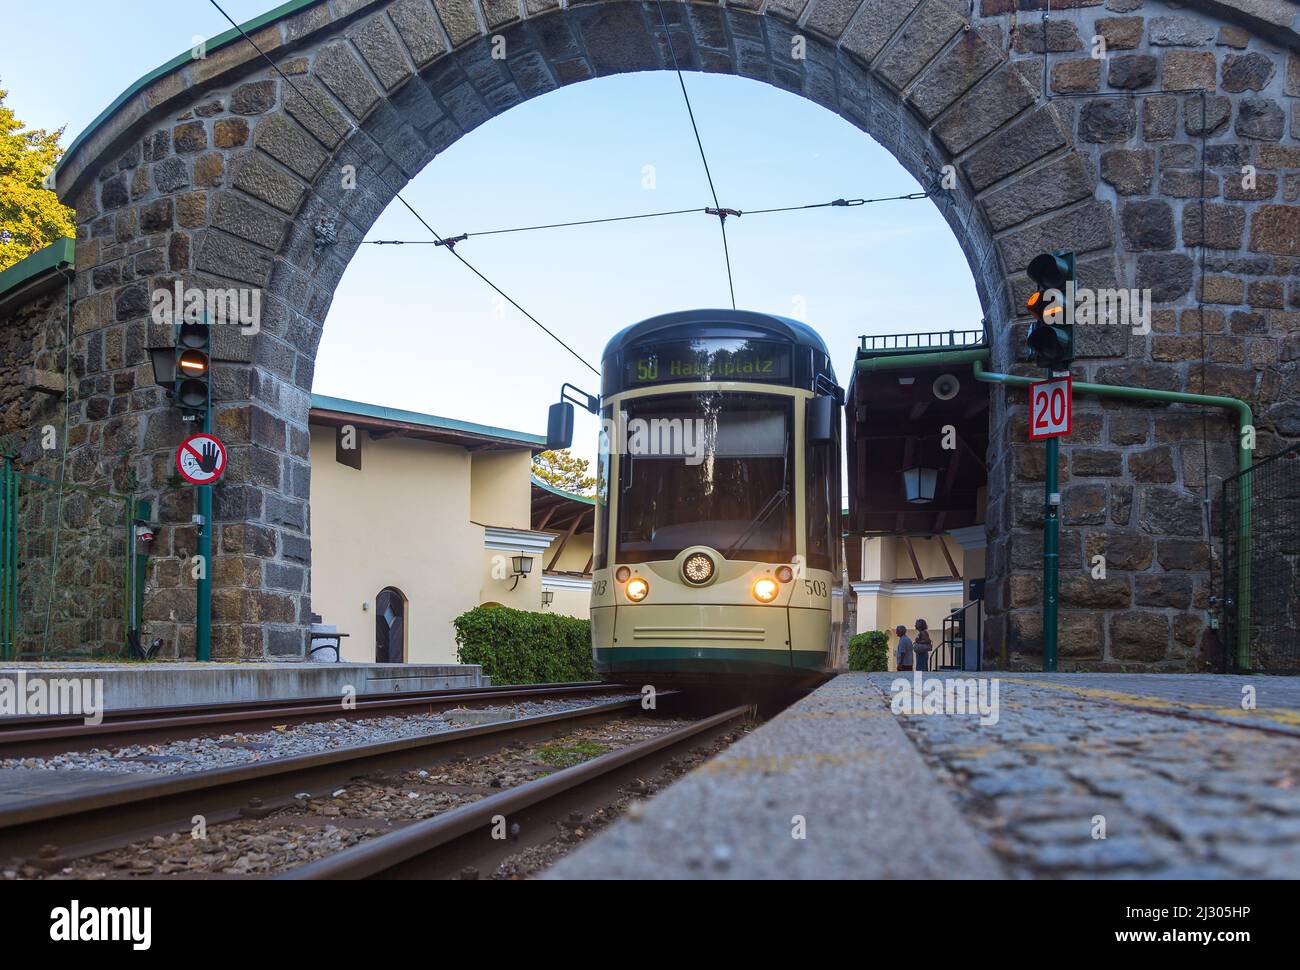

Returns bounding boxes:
[625,338,792,386]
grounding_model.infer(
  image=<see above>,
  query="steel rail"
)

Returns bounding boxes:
[279,704,751,880]
[0,682,625,758]
[0,696,645,865]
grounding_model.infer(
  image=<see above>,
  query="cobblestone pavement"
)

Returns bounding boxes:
[997,674,1300,736]
[868,673,1300,879]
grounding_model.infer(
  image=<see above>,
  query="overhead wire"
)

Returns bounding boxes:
[207,0,599,377]
[653,0,735,308]
[211,0,937,372]
[358,191,930,245]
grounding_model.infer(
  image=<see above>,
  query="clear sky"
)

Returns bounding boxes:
[2,0,982,469]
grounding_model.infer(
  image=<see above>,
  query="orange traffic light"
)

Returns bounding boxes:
[174,320,212,418]
[178,349,209,376]
[1025,251,1075,369]
[1026,290,1064,323]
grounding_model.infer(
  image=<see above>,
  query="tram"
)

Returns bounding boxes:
[546,309,844,687]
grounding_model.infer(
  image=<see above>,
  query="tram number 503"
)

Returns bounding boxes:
[1029,376,1072,440]
[804,579,828,598]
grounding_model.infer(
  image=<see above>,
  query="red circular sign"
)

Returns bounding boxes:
[175,433,228,485]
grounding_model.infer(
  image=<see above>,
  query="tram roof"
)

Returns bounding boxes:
[602,309,831,362]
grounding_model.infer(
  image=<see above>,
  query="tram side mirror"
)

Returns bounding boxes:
[807,394,837,446]
[547,401,574,451]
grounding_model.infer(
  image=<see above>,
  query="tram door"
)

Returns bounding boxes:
[374,587,406,663]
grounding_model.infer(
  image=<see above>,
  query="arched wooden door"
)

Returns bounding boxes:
[375,587,406,664]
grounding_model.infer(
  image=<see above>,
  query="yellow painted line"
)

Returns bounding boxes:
[1002,678,1300,731]
[946,746,997,759]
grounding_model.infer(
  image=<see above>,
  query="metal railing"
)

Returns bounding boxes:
[859,328,987,354]
[1221,442,1300,674]
[936,598,983,671]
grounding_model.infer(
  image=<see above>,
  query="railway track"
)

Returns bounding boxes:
[280,704,751,879]
[0,682,627,758]
[0,695,649,867]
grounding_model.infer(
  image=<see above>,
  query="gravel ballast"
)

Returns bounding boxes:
[0,696,642,776]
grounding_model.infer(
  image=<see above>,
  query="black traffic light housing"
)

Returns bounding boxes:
[149,316,212,421]
[1025,250,1076,371]
[174,318,212,420]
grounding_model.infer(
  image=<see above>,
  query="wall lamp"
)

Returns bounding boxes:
[510,554,534,590]
[148,346,176,388]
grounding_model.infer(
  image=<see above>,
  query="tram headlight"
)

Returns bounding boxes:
[615,566,631,583]
[682,553,715,585]
[775,565,794,584]
[752,577,779,603]
[626,577,649,602]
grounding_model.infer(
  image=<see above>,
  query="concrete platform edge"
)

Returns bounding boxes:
[0,663,485,713]
[545,672,1006,879]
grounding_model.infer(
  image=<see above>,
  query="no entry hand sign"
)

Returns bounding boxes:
[1029,376,1072,440]
[176,433,227,485]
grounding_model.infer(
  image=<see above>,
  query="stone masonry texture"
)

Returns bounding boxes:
[870,672,1300,878]
[0,0,1295,664]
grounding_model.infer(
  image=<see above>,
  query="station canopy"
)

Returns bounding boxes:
[845,331,990,537]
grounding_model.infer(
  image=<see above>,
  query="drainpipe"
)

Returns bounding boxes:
[970,355,1252,671]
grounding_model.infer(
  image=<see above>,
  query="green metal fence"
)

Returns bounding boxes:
[0,458,141,660]
[1221,442,1300,674]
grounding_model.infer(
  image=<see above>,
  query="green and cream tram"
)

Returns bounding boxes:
[547,310,844,687]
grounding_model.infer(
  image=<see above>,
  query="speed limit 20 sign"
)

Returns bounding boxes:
[1029,376,1072,440]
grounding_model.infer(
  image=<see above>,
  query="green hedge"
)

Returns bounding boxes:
[453,605,594,685]
[848,630,889,672]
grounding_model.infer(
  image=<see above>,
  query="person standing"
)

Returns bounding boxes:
[894,625,914,672]
[913,617,933,672]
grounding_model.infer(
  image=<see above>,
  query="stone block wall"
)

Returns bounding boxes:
[1,279,142,658]
[969,0,1299,670]
[0,0,1291,665]
[0,289,67,468]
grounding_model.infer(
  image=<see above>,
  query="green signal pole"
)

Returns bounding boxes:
[196,389,213,662]
[1043,432,1060,672]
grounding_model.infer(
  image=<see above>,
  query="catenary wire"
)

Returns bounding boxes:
[207,0,599,377]
[653,0,735,309]
[359,191,930,245]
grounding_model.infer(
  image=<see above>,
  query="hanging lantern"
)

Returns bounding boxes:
[901,465,938,504]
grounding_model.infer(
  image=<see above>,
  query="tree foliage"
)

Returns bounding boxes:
[0,84,75,272]
[532,449,597,496]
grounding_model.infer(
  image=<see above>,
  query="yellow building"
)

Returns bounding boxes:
[308,395,593,664]
[531,479,597,618]
[847,525,986,671]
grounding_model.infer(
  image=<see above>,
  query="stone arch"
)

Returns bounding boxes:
[26,0,1300,663]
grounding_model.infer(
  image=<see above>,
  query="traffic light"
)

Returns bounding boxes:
[148,316,211,422]
[174,318,211,420]
[1025,250,1076,371]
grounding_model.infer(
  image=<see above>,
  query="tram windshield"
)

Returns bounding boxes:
[616,392,795,564]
